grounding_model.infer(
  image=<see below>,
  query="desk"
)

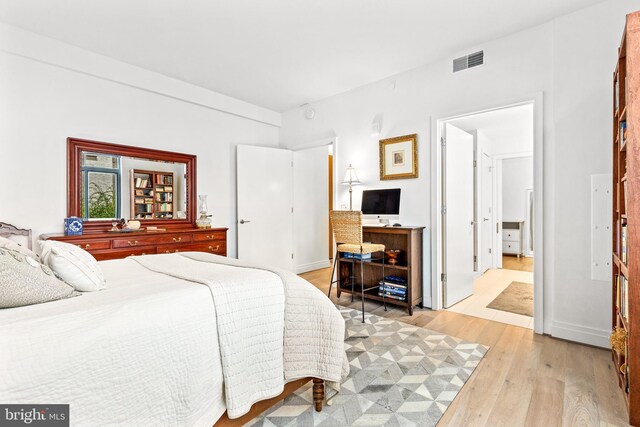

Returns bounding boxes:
[337,226,424,315]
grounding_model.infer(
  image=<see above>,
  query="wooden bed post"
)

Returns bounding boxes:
[312,378,324,412]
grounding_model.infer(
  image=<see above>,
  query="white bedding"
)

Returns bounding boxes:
[0,258,226,426]
[0,253,347,426]
[132,253,348,418]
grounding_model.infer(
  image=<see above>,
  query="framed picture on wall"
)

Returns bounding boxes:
[379,134,418,180]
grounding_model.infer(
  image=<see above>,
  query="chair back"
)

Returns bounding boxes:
[330,210,362,245]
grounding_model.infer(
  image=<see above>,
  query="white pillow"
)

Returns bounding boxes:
[39,240,106,292]
[0,236,39,261]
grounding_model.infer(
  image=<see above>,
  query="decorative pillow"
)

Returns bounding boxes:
[39,240,106,292]
[0,248,79,308]
[0,236,39,261]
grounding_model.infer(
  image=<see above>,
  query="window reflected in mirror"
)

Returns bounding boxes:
[81,153,121,220]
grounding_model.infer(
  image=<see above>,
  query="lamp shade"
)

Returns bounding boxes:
[342,164,360,185]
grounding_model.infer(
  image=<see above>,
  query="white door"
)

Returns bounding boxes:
[479,152,493,273]
[293,146,330,274]
[443,123,475,308]
[237,145,294,271]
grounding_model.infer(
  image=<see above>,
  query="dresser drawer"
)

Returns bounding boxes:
[193,231,226,242]
[502,241,521,254]
[503,230,521,242]
[93,248,156,261]
[71,240,111,251]
[113,234,193,248]
[157,243,226,255]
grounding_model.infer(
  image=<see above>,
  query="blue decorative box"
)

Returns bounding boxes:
[64,217,83,236]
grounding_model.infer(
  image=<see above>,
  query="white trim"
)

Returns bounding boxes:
[550,320,610,349]
[0,22,281,127]
[430,93,544,335]
[494,158,503,268]
[296,260,332,274]
[524,188,534,257]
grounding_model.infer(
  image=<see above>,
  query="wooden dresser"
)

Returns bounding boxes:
[41,228,228,261]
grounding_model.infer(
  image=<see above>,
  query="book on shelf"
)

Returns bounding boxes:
[156,175,173,185]
[156,202,173,212]
[384,275,407,285]
[379,283,407,294]
[622,223,628,264]
[624,179,629,214]
[342,252,372,260]
[619,274,629,319]
[377,291,407,302]
[379,281,407,290]
[621,121,627,146]
[135,177,150,188]
[616,76,620,110]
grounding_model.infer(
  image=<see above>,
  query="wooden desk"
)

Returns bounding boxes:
[41,227,227,261]
[337,225,424,315]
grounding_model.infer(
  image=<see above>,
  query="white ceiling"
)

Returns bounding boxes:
[0,0,604,112]
[449,104,534,154]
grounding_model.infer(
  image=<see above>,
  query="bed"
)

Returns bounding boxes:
[0,224,348,426]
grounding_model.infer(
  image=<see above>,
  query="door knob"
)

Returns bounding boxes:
[483,218,489,222]
[239,219,251,224]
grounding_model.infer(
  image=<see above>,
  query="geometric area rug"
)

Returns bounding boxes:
[246,307,489,426]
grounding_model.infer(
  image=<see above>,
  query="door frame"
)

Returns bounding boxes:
[493,152,533,264]
[478,149,494,274]
[430,94,544,334]
[525,187,534,257]
[290,137,340,265]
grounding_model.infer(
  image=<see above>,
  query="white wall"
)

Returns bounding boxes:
[280,0,640,346]
[502,157,534,222]
[0,23,280,257]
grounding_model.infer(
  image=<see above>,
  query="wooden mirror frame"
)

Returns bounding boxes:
[67,137,197,232]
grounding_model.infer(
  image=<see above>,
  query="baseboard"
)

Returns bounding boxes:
[550,320,610,348]
[296,260,331,274]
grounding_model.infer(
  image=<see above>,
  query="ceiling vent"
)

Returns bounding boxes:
[453,50,484,72]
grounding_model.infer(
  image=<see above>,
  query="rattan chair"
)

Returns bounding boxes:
[329,210,386,322]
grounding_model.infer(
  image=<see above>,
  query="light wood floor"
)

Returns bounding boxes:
[300,267,628,427]
[502,254,534,272]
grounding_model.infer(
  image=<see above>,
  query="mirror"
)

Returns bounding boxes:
[68,138,196,231]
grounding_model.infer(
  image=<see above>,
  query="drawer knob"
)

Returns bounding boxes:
[206,235,214,240]
[128,240,139,246]
[208,245,220,251]
[77,244,90,250]
[166,249,179,253]
[131,253,147,256]
[173,237,182,242]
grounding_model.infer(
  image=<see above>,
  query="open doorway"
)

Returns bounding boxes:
[437,103,536,329]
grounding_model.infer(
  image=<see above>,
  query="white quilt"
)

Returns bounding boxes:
[0,258,226,427]
[0,253,348,425]
[132,252,349,418]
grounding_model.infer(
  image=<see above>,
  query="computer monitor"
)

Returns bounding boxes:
[361,188,401,225]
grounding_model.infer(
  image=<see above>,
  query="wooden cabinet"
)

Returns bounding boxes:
[502,221,524,258]
[336,226,424,315]
[612,12,640,424]
[41,228,228,261]
[130,169,175,220]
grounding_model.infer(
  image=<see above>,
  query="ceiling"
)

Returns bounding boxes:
[449,104,533,154]
[0,0,604,112]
